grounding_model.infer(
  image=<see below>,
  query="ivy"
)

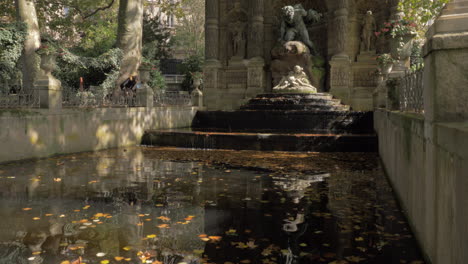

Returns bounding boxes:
[0,22,27,90]
[54,47,123,95]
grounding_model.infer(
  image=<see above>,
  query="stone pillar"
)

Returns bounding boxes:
[136,69,154,107]
[205,0,220,63]
[204,0,222,109]
[422,3,468,263]
[34,55,62,109]
[423,0,468,123]
[329,0,351,103]
[245,0,266,100]
[246,59,265,99]
[249,0,264,59]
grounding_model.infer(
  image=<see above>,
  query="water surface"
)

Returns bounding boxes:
[0,147,424,264]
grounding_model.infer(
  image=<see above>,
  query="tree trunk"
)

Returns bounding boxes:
[15,0,40,92]
[116,0,144,92]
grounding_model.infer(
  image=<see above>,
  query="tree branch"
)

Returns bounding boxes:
[73,0,116,20]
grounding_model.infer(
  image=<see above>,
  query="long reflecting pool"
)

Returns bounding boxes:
[0,147,424,264]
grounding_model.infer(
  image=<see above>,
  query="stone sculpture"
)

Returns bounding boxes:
[361,11,376,52]
[278,4,322,55]
[273,65,317,94]
[227,2,248,59]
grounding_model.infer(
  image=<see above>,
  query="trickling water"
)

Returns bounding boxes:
[0,147,424,264]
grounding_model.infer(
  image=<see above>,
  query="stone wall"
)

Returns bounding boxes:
[0,107,197,163]
[375,110,468,264]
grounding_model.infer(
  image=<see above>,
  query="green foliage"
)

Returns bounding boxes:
[410,39,424,69]
[398,0,449,36]
[34,0,119,45]
[149,65,166,91]
[73,19,117,57]
[178,54,204,91]
[376,54,395,66]
[143,13,173,61]
[141,56,166,90]
[0,22,27,87]
[55,47,123,95]
[172,0,205,57]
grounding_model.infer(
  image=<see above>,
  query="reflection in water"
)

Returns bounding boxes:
[0,147,424,264]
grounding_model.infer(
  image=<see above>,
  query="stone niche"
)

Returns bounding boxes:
[204,0,392,111]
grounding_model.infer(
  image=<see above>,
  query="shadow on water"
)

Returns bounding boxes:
[0,147,424,264]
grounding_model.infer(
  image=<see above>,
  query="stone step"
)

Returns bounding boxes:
[256,93,334,100]
[240,104,350,111]
[142,129,378,152]
[245,98,343,106]
[192,110,374,134]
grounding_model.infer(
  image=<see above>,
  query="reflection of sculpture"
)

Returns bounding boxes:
[273,65,317,93]
[227,2,248,59]
[278,4,322,55]
[361,11,376,52]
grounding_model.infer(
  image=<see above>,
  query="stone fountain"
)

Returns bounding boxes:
[142,3,377,152]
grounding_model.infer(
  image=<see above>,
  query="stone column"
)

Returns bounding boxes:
[329,0,351,103]
[246,0,265,98]
[205,0,220,63]
[204,0,222,109]
[249,0,264,59]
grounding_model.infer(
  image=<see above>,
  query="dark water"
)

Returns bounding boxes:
[0,148,424,264]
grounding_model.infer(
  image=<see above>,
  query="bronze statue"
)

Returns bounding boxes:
[278,4,322,55]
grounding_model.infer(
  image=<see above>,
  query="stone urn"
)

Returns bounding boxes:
[193,78,202,90]
[389,33,416,71]
[139,67,151,86]
[40,54,57,77]
[379,63,393,75]
[137,67,154,107]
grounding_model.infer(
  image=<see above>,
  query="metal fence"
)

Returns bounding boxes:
[0,91,40,109]
[154,91,192,107]
[62,88,141,108]
[398,68,424,113]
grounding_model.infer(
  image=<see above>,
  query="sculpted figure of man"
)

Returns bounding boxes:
[278,4,322,55]
[361,11,376,52]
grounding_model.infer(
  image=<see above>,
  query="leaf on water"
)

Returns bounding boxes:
[208,236,222,242]
[146,234,157,238]
[323,252,336,258]
[96,252,106,257]
[299,243,307,247]
[345,256,366,263]
[22,208,32,211]
[32,217,40,220]
[122,246,132,251]
[355,237,364,242]
[114,256,124,261]
[193,249,204,255]
[328,261,349,264]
